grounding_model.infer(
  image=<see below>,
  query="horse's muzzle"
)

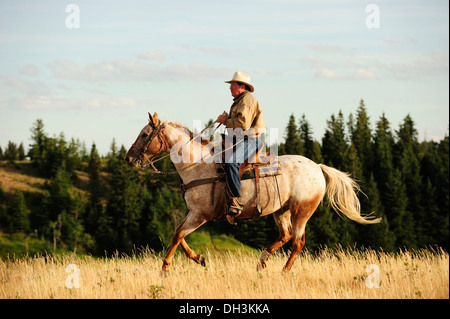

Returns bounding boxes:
[124,156,140,167]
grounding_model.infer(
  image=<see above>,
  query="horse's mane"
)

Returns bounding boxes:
[166,121,211,147]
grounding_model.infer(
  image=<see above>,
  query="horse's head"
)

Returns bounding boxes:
[125,112,167,167]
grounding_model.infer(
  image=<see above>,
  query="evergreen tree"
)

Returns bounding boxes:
[85,143,104,235]
[28,119,47,170]
[60,192,91,253]
[356,174,395,251]
[350,99,374,178]
[419,138,449,249]
[310,141,323,164]
[283,114,303,155]
[41,166,74,240]
[8,189,30,233]
[306,205,340,250]
[4,141,18,162]
[18,143,26,160]
[107,138,119,173]
[105,146,142,253]
[384,168,415,248]
[298,114,314,159]
[346,142,363,180]
[373,114,395,205]
[65,138,82,179]
[395,115,421,248]
[322,111,348,170]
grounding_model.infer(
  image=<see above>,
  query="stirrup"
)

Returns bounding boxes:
[226,197,243,225]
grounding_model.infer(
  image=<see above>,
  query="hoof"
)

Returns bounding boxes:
[257,250,270,271]
[226,215,237,225]
[160,269,169,277]
[256,261,266,271]
[197,254,206,267]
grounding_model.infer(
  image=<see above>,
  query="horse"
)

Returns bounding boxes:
[125,112,381,273]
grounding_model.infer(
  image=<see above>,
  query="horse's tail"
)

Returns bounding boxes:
[319,164,381,225]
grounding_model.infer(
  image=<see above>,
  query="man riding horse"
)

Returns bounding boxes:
[215,71,266,225]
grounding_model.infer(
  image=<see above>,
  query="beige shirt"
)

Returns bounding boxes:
[225,91,266,138]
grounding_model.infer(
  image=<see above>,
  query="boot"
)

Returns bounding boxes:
[226,193,243,225]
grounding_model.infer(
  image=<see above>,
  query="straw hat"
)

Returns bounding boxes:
[225,71,254,92]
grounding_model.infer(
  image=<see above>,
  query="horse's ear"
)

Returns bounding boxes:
[148,112,155,125]
[148,112,159,126]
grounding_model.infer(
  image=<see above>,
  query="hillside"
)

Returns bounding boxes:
[0,160,255,258]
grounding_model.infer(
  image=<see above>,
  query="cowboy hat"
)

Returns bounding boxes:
[225,71,254,92]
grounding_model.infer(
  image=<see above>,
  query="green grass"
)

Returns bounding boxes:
[0,232,69,260]
[184,231,256,254]
[0,230,256,260]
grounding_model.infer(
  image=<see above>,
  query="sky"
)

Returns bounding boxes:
[0,0,448,156]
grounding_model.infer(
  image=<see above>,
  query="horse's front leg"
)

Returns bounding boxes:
[161,212,207,273]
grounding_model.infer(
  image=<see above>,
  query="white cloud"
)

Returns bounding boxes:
[316,68,339,79]
[134,50,165,62]
[50,59,229,82]
[1,95,139,111]
[301,50,448,81]
[375,51,449,80]
[315,67,375,80]
[4,75,51,95]
[19,65,40,76]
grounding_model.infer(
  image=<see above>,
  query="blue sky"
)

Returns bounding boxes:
[0,0,448,155]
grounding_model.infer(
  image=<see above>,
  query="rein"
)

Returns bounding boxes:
[139,120,230,175]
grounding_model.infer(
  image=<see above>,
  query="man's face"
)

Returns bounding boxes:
[229,82,246,98]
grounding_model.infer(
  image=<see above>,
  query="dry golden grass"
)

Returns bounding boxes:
[0,162,46,194]
[0,247,448,299]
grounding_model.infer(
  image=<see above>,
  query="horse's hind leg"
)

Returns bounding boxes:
[161,212,207,273]
[282,196,322,273]
[257,209,292,271]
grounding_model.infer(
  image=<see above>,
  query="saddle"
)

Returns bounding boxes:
[238,148,278,179]
[218,140,281,221]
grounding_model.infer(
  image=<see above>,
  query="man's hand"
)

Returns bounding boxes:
[215,111,228,124]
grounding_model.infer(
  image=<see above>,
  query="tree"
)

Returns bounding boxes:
[298,114,315,160]
[18,143,26,160]
[373,114,395,204]
[85,143,104,235]
[8,189,30,233]
[4,141,18,162]
[282,114,303,155]
[322,111,348,170]
[28,119,47,169]
[356,174,395,251]
[65,138,82,179]
[350,99,374,178]
[105,146,142,253]
[384,168,415,248]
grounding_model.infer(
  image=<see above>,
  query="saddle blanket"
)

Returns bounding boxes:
[240,161,281,180]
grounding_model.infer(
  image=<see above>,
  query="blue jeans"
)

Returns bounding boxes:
[224,136,262,197]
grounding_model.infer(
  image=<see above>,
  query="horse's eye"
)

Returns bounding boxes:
[142,133,148,138]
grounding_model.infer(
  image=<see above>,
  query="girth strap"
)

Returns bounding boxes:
[180,175,225,205]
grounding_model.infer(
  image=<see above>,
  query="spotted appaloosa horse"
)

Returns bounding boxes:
[125,113,381,273]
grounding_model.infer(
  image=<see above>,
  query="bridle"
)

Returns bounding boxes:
[131,115,231,175]
[132,117,168,173]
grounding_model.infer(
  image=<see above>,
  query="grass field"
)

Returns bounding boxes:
[1,247,448,299]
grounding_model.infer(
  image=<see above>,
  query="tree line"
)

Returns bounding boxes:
[0,99,448,255]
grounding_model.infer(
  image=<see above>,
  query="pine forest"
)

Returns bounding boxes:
[0,99,448,258]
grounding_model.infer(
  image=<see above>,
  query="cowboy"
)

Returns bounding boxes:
[215,71,266,225]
